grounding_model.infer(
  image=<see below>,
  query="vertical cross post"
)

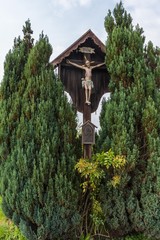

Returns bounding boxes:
[83,104,91,159]
[79,47,95,159]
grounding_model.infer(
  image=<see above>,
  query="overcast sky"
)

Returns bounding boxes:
[0,0,160,126]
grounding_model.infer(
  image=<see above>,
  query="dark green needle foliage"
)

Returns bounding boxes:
[0,20,81,239]
[98,2,160,239]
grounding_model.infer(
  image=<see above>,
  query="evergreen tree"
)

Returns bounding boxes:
[98,2,160,239]
[0,21,81,239]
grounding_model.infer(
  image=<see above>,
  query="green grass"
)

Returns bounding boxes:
[0,196,26,240]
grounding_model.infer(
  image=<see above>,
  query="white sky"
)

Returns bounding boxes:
[0,0,160,127]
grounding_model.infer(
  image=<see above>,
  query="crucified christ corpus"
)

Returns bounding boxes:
[67,58,105,105]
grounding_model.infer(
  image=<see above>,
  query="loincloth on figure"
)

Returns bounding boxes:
[82,79,94,88]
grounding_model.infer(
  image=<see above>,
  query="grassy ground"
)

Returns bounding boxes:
[0,197,26,240]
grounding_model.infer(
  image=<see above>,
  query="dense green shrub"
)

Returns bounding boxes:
[98,2,160,239]
[0,20,81,239]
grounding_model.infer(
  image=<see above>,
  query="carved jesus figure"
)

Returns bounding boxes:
[67,58,105,105]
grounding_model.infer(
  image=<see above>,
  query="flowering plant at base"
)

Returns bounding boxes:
[75,149,126,235]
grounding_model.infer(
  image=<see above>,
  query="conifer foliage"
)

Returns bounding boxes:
[98,2,160,239]
[0,20,80,240]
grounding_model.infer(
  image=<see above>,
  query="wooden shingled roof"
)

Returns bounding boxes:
[51,29,106,67]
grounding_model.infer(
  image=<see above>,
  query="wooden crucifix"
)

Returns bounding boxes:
[51,29,110,159]
[67,48,104,115]
[67,47,105,158]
